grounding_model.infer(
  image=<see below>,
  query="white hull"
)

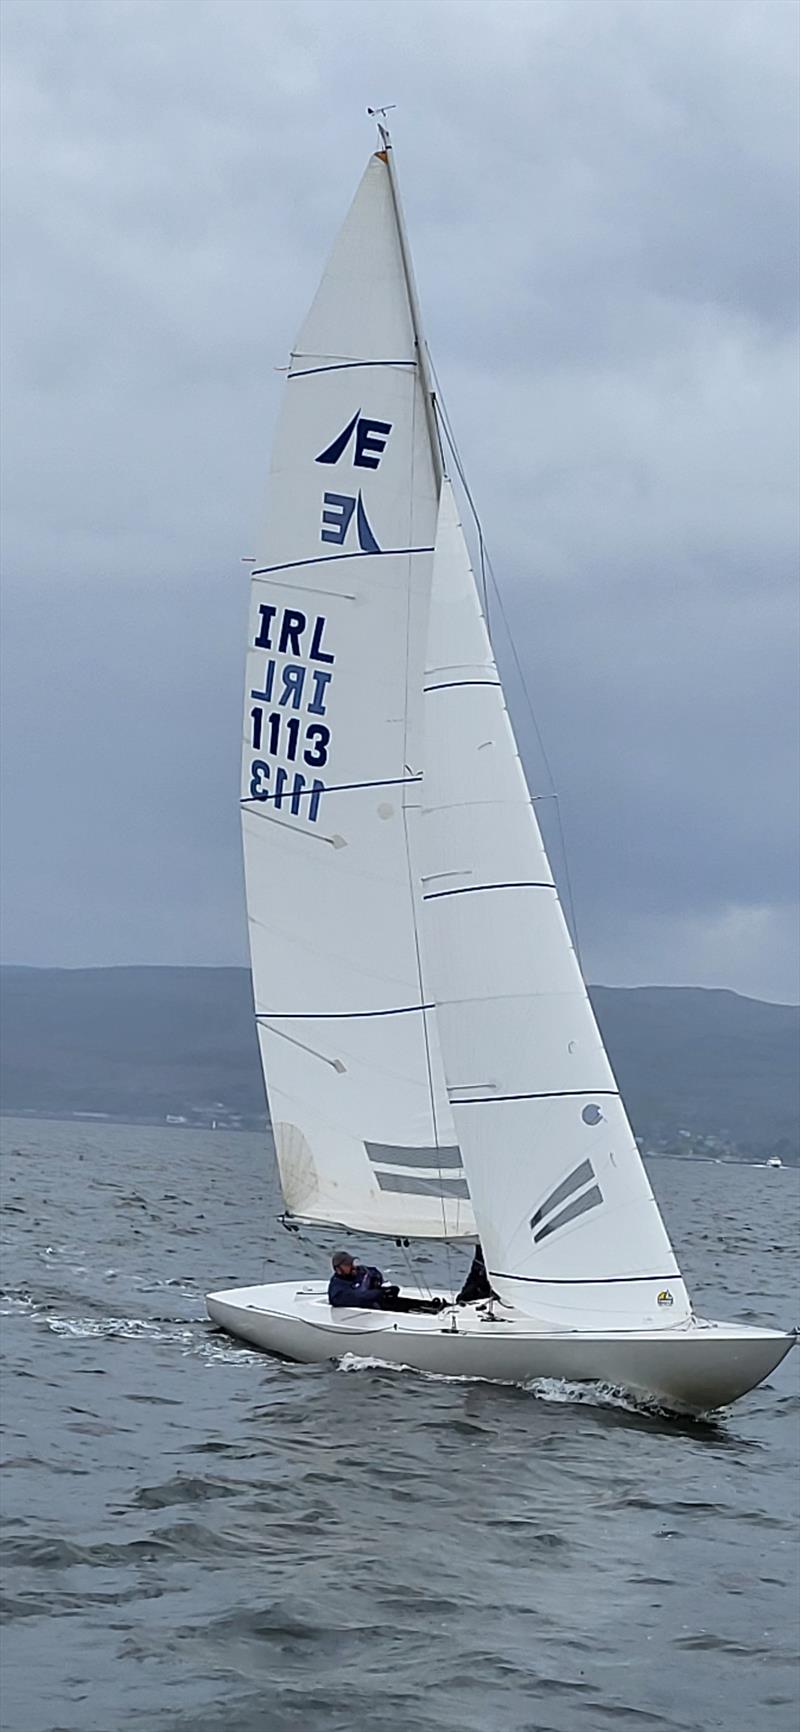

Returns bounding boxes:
[206,1281,796,1413]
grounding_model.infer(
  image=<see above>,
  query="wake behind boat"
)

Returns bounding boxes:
[206,126,795,1413]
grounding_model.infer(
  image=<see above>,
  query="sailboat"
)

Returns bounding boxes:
[206,128,795,1412]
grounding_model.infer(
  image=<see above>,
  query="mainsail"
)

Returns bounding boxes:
[242,152,475,1240]
[420,483,692,1329]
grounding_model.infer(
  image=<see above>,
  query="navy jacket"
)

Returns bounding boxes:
[328,1265,384,1309]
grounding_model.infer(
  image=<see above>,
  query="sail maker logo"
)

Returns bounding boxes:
[530,1158,604,1246]
[315,409,392,553]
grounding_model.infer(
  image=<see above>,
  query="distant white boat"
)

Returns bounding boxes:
[766,1156,783,1169]
[207,126,796,1412]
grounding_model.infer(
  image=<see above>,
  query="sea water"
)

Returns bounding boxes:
[1,1116,798,1732]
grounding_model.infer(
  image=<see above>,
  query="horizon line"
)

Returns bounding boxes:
[0,961,797,1011]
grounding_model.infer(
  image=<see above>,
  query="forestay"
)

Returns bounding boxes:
[420,483,691,1326]
[242,154,475,1240]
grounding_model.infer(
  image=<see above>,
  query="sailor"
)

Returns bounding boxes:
[456,1242,495,1305]
[328,1251,444,1313]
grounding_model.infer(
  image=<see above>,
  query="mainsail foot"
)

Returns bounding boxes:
[205,1283,796,1415]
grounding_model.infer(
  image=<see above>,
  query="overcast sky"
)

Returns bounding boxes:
[1,0,798,1001]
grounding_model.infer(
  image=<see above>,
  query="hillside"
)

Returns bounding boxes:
[0,967,797,1159]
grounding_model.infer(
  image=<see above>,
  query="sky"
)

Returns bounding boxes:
[1,0,798,1002]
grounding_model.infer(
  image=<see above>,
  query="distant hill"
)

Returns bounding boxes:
[0,967,797,1160]
[0,965,263,1128]
[590,985,799,1162]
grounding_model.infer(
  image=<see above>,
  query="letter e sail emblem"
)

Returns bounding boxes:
[316,411,392,469]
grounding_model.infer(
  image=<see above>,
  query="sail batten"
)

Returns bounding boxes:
[252,546,435,578]
[288,359,418,377]
[451,1090,622,1106]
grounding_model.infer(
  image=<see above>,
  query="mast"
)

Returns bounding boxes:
[377,123,445,491]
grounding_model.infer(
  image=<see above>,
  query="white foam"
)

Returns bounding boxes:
[337,1353,668,1415]
[43,1317,197,1344]
[523,1375,657,1414]
[338,1352,520,1387]
[0,1293,37,1316]
[192,1339,266,1367]
[39,1314,266,1367]
[338,1352,401,1373]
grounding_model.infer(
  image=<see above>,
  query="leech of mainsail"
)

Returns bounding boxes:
[242,146,475,1242]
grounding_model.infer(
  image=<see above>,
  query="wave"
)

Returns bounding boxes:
[338,1352,652,1411]
[335,1353,721,1425]
[40,1314,266,1366]
[0,1288,39,1316]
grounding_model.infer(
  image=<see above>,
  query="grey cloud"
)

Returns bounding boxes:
[1,0,797,999]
